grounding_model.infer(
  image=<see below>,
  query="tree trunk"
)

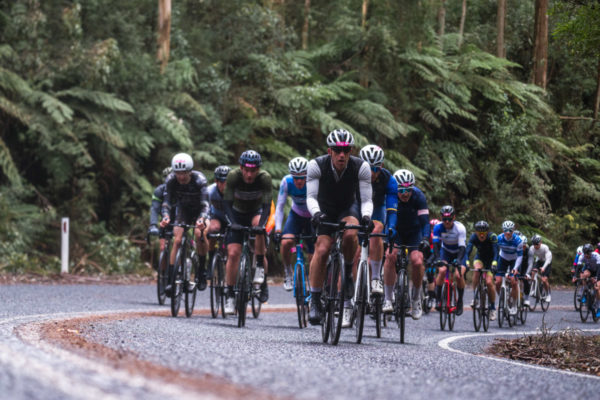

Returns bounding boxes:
[458,0,467,49]
[593,57,600,122]
[361,0,369,30]
[157,0,172,73]
[301,0,310,50]
[437,0,446,49]
[359,0,369,87]
[496,0,506,58]
[532,0,548,88]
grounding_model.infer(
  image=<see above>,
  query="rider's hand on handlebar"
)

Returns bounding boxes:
[418,238,430,252]
[311,211,326,228]
[273,231,282,243]
[361,215,374,233]
[148,225,159,236]
[160,216,169,228]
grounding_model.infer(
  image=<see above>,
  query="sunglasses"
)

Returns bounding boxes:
[331,146,351,154]
[503,229,514,233]
[442,217,453,222]
[371,166,380,173]
[398,187,412,194]
[292,176,306,181]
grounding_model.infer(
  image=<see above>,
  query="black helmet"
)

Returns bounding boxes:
[474,221,489,232]
[239,150,262,167]
[440,205,455,218]
[583,243,594,254]
[214,165,231,181]
[531,234,542,245]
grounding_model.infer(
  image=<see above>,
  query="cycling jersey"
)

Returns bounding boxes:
[275,175,310,231]
[497,233,523,271]
[306,154,372,219]
[526,243,552,274]
[465,232,498,265]
[150,183,166,226]
[161,171,209,220]
[370,168,398,228]
[578,252,600,277]
[394,186,430,238]
[224,168,272,226]
[433,221,467,264]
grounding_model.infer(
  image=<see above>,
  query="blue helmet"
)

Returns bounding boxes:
[239,150,262,167]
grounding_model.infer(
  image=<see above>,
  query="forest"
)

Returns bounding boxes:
[0,0,598,281]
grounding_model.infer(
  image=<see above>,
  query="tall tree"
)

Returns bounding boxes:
[302,0,311,50]
[437,0,446,49]
[532,0,549,88]
[458,0,467,49]
[496,0,506,58]
[157,0,172,72]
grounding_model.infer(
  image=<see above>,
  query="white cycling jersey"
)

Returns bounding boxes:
[526,243,552,275]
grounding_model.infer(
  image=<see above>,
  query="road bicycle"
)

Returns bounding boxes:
[578,277,599,323]
[437,259,458,331]
[170,224,202,318]
[353,230,387,343]
[472,267,491,332]
[318,221,362,345]
[207,230,228,319]
[151,228,172,306]
[497,272,515,328]
[516,275,528,325]
[385,241,411,343]
[289,234,314,329]
[573,277,584,312]
[230,225,266,328]
[528,269,550,312]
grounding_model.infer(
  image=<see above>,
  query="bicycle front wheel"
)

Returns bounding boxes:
[481,287,489,332]
[330,254,345,346]
[540,285,550,312]
[171,249,184,317]
[210,253,224,318]
[295,263,307,329]
[355,261,368,344]
[396,269,408,343]
[472,286,482,332]
[440,284,448,331]
[529,280,538,311]
[237,252,250,328]
[580,288,590,322]
[448,283,456,331]
[157,249,168,305]
[251,289,262,318]
[498,287,505,328]
[184,255,198,318]
[574,280,583,311]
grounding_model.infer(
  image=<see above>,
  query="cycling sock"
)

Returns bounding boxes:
[489,302,496,310]
[256,254,264,267]
[285,264,293,276]
[412,285,421,301]
[344,300,352,308]
[311,291,321,303]
[458,287,464,301]
[310,287,322,293]
[384,285,393,301]
[167,264,175,285]
[369,260,382,280]
[435,285,442,302]
[208,250,215,267]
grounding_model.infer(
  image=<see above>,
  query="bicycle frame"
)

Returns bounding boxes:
[292,234,314,329]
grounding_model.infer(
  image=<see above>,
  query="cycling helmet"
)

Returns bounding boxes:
[171,153,193,171]
[502,220,515,232]
[531,234,542,245]
[214,165,231,181]
[514,230,521,237]
[521,236,528,245]
[239,150,262,167]
[440,205,455,218]
[288,157,308,176]
[583,243,594,254]
[393,169,415,188]
[577,245,583,255]
[162,166,172,178]
[326,129,355,147]
[430,218,440,226]
[359,145,384,167]
[474,220,489,232]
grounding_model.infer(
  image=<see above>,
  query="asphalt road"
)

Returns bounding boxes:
[1,283,599,400]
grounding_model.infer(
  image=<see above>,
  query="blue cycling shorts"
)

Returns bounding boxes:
[282,210,314,254]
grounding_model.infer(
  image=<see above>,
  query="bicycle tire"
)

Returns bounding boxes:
[498,287,505,328]
[374,295,382,338]
[171,249,184,317]
[580,288,590,322]
[251,291,262,318]
[574,280,583,312]
[184,254,197,318]
[472,285,482,332]
[439,284,447,331]
[237,252,250,328]
[210,253,223,318]
[330,253,345,346]
[157,250,168,305]
[507,288,514,328]
[448,283,456,331]
[355,261,368,344]
[520,299,528,324]
[540,285,550,312]
[396,269,407,343]
[321,258,333,343]
[295,263,307,329]
[529,279,538,311]
[481,286,489,332]
[592,300,600,323]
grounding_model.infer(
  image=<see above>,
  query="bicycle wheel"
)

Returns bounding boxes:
[519,299,528,325]
[374,294,382,338]
[295,263,307,329]
[481,287,489,332]
[355,261,368,344]
[210,253,223,318]
[507,290,515,328]
[321,259,334,343]
[448,283,456,331]
[540,285,550,312]
[237,252,250,328]
[251,290,262,318]
[439,284,447,330]
[396,270,408,343]
[157,249,168,305]
[529,280,538,311]
[574,280,583,311]
[472,285,482,332]
[498,287,505,328]
[330,254,345,346]
[184,254,198,318]
[171,249,184,317]
[579,288,590,322]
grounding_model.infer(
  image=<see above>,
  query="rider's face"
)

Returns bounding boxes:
[241,166,259,184]
[476,231,487,242]
[328,147,351,171]
[175,171,191,184]
[292,175,306,189]
[216,180,226,192]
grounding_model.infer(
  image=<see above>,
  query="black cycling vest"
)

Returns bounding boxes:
[371,168,392,207]
[315,154,362,215]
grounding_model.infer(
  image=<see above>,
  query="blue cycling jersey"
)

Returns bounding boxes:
[465,232,499,262]
[394,186,430,238]
[275,175,310,231]
[371,168,398,230]
[432,221,466,254]
[497,232,523,270]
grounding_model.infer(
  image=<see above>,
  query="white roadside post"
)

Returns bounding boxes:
[61,217,69,274]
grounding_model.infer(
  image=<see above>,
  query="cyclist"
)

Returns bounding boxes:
[578,244,600,313]
[223,150,272,314]
[495,220,524,316]
[160,153,210,295]
[383,169,430,320]
[357,145,398,296]
[274,157,313,291]
[206,165,231,270]
[525,234,552,304]
[465,220,498,321]
[572,245,584,282]
[423,218,440,311]
[432,205,467,316]
[306,129,373,327]
[149,167,174,253]
[520,235,531,306]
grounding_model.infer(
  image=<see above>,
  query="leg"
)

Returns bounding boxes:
[410,249,425,319]
[308,234,333,324]
[383,247,398,311]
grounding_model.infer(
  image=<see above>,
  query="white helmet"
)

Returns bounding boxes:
[393,169,415,188]
[502,220,515,232]
[288,157,308,176]
[171,153,193,171]
[577,245,583,255]
[326,129,355,147]
[359,145,384,167]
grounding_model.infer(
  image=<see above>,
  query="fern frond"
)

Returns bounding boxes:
[0,67,32,96]
[0,96,31,125]
[56,88,134,113]
[153,106,193,149]
[0,137,22,186]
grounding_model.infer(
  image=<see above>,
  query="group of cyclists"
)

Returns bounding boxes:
[148,128,563,333]
[572,242,600,316]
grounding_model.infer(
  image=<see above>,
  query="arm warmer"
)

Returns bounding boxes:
[306,160,321,216]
